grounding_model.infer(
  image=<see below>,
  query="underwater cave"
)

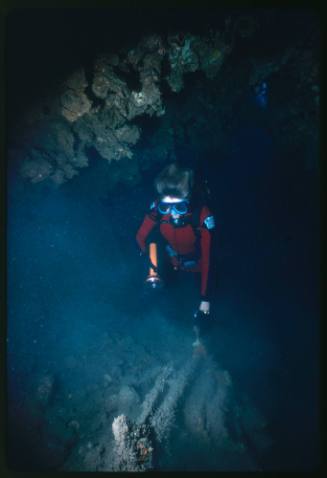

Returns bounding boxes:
[5,5,321,472]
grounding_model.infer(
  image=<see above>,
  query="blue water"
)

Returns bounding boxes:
[6,122,320,470]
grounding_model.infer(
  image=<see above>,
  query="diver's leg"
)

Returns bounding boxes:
[166,269,198,327]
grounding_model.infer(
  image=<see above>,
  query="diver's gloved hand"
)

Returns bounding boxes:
[199,300,210,314]
[194,301,210,319]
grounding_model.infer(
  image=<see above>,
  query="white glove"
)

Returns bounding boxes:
[199,301,210,315]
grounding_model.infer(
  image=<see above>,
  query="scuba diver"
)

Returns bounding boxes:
[136,162,215,320]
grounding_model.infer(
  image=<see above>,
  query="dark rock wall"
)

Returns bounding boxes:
[7,9,319,189]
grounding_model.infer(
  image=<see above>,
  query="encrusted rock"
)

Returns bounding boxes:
[60,69,92,122]
[13,22,317,191]
[20,151,54,183]
[111,414,153,471]
[92,55,130,99]
[114,124,140,145]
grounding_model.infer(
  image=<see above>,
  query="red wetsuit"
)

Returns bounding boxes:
[136,200,215,300]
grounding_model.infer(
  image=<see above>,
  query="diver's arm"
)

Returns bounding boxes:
[136,203,159,252]
[136,215,158,252]
[199,227,211,304]
[198,208,215,313]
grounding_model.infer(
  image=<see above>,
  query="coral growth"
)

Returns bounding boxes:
[60,69,92,122]
[10,15,319,187]
[11,28,232,187]
[111,414,153,471]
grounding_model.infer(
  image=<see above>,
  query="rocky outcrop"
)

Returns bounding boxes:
[9,14,319,187]
[10,26,234,187]
[60,69,93,122]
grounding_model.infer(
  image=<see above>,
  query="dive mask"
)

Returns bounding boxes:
[158,198,189,215]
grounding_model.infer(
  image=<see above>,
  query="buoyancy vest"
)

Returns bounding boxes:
[152,201,203,264]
